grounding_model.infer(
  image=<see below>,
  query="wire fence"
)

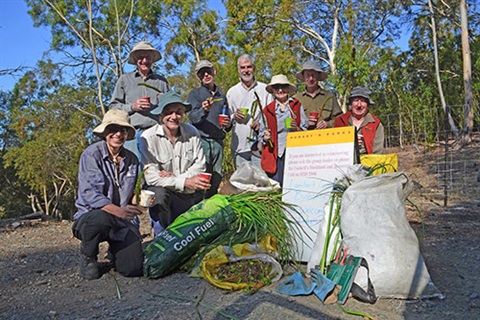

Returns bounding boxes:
[381,104,480,206]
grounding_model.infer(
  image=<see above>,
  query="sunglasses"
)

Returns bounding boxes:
[162,107,185,117]
[272,84,289,90]
[197,68,214,78]
[106,125,128,134]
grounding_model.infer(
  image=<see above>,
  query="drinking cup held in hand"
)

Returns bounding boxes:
[199,172,212,183]
[241,108,248,118]
[284,117,293,129]
[139,190,155,207]
[218,114,229,126]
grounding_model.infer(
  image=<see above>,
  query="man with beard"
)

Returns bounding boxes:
[110,41,170,160]
[294,61,342,130]
[139,91,209,235]
[227,54,272,167]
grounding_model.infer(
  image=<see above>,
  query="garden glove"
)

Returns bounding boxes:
[275,271,315,296]
[310,268,336,302]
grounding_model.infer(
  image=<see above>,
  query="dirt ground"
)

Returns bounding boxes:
[1,147,480,320]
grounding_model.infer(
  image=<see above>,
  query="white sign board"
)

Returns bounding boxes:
[282,127,356,262]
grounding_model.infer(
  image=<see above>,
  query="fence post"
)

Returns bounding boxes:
[444,104,450,207]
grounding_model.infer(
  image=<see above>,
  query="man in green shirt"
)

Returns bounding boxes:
[294,61,342,130]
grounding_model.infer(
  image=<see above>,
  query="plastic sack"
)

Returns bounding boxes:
[340,172,442,299]
[360,153,398,175]
[191,236,283,291]
[230,162,280,192]
[143,194,237,279]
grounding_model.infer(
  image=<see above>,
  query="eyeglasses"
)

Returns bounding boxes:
[350,97,368,104]
[106,125,128,134]
[272,84,289,90]
[136,54,153,61]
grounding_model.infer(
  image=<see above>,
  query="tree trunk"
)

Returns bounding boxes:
[428,0,459,139]
[459,0,473,146]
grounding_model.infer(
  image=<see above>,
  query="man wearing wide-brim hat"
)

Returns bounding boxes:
[110,41,170,161]
[72,109,143,280]
[293,61,343,130]
[334,86,384,155]
[139,91,209,236]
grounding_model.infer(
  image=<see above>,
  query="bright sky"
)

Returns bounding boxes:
[0,0,52,91]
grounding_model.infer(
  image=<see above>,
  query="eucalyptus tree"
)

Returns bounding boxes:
[397,0,479,144]
[0,91,32,219]
[26,0,226,109]
[285,0,404,107]
[3,62,96,219]
[224,0,303,85]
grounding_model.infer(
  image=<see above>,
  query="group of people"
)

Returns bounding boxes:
[72,41,384,280]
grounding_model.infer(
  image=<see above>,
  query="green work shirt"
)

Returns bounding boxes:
[293,88,343,128]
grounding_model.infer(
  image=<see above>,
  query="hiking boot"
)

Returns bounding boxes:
[79,255,100,280]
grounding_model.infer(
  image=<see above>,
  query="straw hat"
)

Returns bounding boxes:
[127,41,161,65]
[266,74,297,94]
[93,109,136,140]
[295,61,328,82]
[150,91,192,115]
[348,86,375,105]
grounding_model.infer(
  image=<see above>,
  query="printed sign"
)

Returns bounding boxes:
[283,126,356,261]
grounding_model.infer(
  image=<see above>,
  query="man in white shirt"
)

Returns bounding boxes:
[139,91,210,235]
[227,54,272,167]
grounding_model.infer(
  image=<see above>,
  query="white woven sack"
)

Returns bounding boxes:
[340,172,441,299]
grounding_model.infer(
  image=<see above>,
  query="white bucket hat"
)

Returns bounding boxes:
[93,109,136,140]
[295,61,328,82]
[266,74,297,94]
[128,41,161,65]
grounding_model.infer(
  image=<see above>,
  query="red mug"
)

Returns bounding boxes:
[142,97,151,104]
[310,112,319,121]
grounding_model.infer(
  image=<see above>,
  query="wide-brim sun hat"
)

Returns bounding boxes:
[150,91,192,115]
[93,109,136,140]
[348,86,375,105]
[127,41,161,65]
[295,61,328,82]
[194,60,214,73]
[266,74,297,94]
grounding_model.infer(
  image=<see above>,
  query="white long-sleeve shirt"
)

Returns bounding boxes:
[226,80,272,156]
[139,123,206,193]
